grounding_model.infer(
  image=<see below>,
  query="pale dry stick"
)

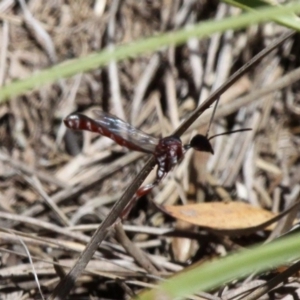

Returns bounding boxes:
[0,233,155,281]
[0,0,14,12]
[0,228,154,276]
[133,93,158,129]
[286,85,300,115]
[255,157,283,177]
[21,99,41,144]
[0,211,91,245]
[242,261,300,300]
[202,3,228,89]
[70,223,208,240]
[272,187,281,214]
[160,0,180,29]
[0,247,91,278]
[173,0,197,27]
[0,152,96,224]
[23,151,144,218]
[130,53,161,125]
[55,148,111,182]
[243,144,259,206]
[164,0,197,129]
[223,112,259,186]
[221,76,252,106]
[0,151,68,188]
[187,12,204,91]
[176,1,203,95]
[0,238,106,276]
[107,0,125,120]
[131,0,195,125]
[10,97,27,148]
[260,82,282,131]
[12,232,45,300]
[255,56,282,106]
[159,1,172,28]
[93,0,107,17]
[49,32,296,300]
[223,58,282,186]
[0,254,137,284]
[234,109,260,204]
[17,0,57,63]
[175,149,194,204]
[56,74,83,146]
[267,184,300,241]
[242,62,281,201]
[216,106,250,179]
[215,108,248,174]
[0,20,9,86]
[195,28,233,180]
[70,193,122,224]
[222,280,266,300]
[0,230,88,256]
[253,179,273,207]
[218,76,259,176]
[0,221,136,264]
[213,28,234,90]
[63,153,114,186]
[191,46,297,136]
[165,67,180,128]
[114,222,160,276]
[206,173,232,200]
[196,4,228,129]
[190,66,300,132]
[181,131,197,193]
[136,239,163,250]
[277,127,297,187]
[0,253,137,284]
[207,28,234,172]
[154,95,170,137]
[276,127,295,187]
[0,13,21,24]
[23,175,71,227]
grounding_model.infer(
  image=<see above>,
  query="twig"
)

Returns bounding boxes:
[242,260,300,300]
[22,175,71,227]
[49,30,296,300]
[13,230,45,300]
[0,20,9,86]
[114,222,160,275]
[107,0,125,120]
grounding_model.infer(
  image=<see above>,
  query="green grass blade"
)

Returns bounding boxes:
[1,2,300,102]
[224,0,300,30]
[139,233,300,300]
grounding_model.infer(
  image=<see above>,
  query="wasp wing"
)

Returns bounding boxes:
[92,110,158,153]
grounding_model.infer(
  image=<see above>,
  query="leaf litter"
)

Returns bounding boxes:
[0,1,300,299]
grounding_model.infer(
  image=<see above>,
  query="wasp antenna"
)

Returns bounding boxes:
[208,128,252,141]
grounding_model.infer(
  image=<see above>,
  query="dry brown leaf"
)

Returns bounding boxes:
[164,201,276,231]
[171,220,198,263]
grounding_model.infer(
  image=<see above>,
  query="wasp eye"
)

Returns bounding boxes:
[189,134,214,154]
